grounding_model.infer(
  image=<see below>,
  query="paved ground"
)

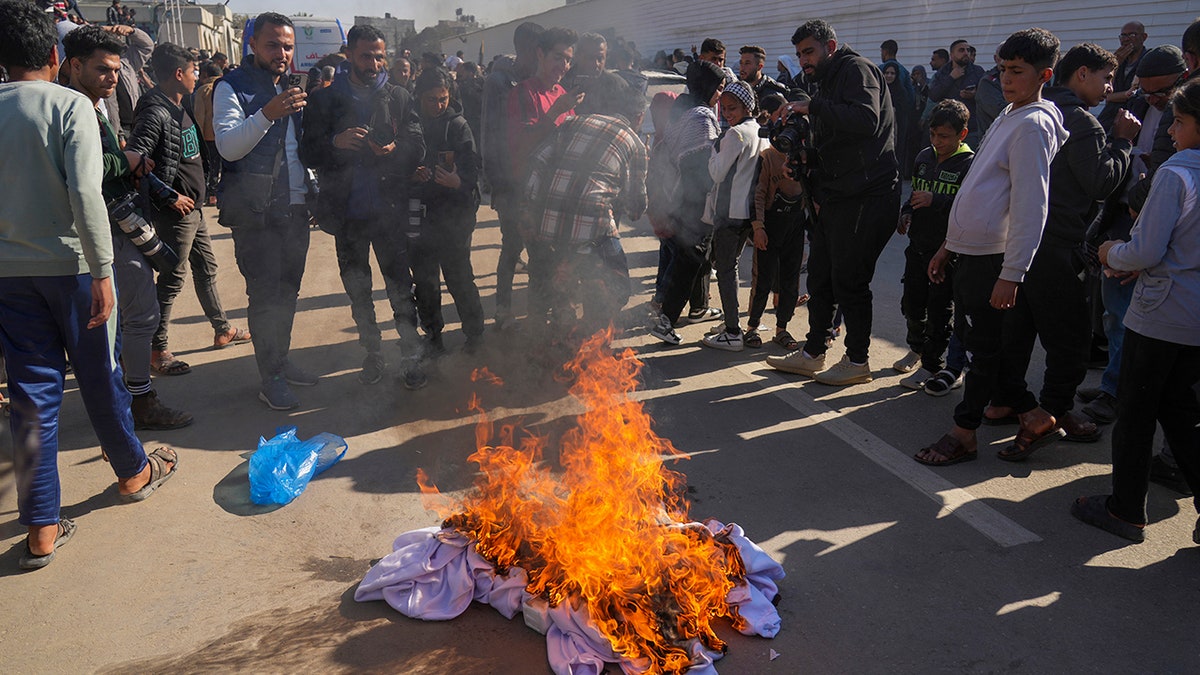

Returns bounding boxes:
[2,202,1198,674]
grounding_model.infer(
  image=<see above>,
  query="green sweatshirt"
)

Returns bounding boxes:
[0,81,113,279]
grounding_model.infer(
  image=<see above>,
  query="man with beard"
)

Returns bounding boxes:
[930,39,986,148]
[300,24,427,388]
[739,45,788,101]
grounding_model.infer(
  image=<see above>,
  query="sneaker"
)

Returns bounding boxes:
[402,357,428,390]
[701,328,744,352]
[359,352,386,385]
[1080,392,1118,424]
[283,363,319,387]
[213,326,252,349]
[649,313,681,345]
[131,390,194,430]
[893,350,921,373]
[1150,455,1194,496]
[814,355,872,386]
[900,367,933,390]
[923,369,963,397]
[678,307,723,326]
[765,350,826,376]
[259,376,299,410]
[1075,387,1105,403]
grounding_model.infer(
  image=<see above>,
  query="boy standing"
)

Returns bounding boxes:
[915,28,1069,466]
[897,100,974,391]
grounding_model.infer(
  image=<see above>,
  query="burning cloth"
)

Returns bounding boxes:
[355,334,785,674]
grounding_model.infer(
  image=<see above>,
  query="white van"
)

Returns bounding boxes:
[241,17,346,75]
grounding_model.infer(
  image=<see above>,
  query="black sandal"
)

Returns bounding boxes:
[772,330,799,350]
[744,329,763,348]
[119,447,178,503]
[18,518,76,570]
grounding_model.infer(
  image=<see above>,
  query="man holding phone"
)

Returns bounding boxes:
[930,39,986,148]
[299,23,427,387]
[213,12,316,409]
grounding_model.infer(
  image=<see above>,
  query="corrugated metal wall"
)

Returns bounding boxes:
[443,0,1200,74]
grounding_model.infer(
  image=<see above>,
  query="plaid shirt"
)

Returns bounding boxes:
[524,114,647,244]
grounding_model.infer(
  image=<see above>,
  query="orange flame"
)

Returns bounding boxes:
[421,330,746,673]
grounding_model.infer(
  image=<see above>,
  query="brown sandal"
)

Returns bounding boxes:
[914,433,978,466]
[997,425,1067,462]
[151,350,191,376]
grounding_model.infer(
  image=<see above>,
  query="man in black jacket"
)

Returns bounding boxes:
[765,19,900,386]
[985,43,1141,450]
[299,24,427,387]
[128,42,250,376]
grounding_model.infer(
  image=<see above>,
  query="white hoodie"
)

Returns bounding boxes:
[704,117,769,223]
[945,99,1069,282]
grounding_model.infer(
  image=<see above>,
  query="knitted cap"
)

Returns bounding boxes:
[722,80,758,113]
[1137,45,1187,78]
[686,59,725,104]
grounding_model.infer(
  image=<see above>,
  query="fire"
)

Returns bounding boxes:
[418,332,747,673]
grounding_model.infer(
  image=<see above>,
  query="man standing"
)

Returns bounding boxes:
[738,45,788,101]
[64,25,193,430]
[213,12,315,410]
[481,21,543,328]
[1098,21,1149,131]
[300,24,427,387]
[561,32,607,91]
[930,39,987,148]
[106,0,120,25]
[766,19,900,385]
[0,0,176,570]
[192,60,223,205]
[127,43,250,377]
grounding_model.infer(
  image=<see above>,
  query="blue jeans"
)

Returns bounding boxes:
[1100,274,1135,397]
[0,275,147,526]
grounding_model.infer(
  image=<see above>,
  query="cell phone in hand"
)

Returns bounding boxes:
[287,74,303,89]
[438,151,455,171]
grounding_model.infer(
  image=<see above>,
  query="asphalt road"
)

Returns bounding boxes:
[2,202,1197,674]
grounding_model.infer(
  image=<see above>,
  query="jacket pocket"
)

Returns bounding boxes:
[1132,273,1172,313]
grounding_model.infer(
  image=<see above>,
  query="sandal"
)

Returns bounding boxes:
[997,424,1066,462]
[119,447,178,503]
[213,326,252,349]
[982,405,1018,426]
[151,350,191,376]
[744,329,763,348]
[796,293,810,306]
[914,433,977,466]
[1070,495,1145,543]
[772,330,799,350]
[18,518,76,570]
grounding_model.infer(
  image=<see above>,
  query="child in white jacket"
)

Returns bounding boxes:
[702,81,769,351]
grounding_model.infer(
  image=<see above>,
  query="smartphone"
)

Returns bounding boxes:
[438,151,455,171]
[287,74,303,89]
[368,123,395,147]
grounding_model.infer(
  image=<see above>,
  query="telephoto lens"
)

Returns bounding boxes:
[107,193,180,273]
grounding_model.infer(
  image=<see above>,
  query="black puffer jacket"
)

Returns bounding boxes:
[807,45,898,203]
[416,101,480,219]
[127,87,196,190]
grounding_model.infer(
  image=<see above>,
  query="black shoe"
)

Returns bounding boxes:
[1075,387,1105,403]
[1150,455,1194,496]
[1080,392,1118,424]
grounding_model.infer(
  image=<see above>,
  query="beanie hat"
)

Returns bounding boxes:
[1137,45,1187,78]
[722,80,757,113]
[686,59,725,105]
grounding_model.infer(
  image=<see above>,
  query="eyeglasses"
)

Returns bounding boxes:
[1143,74,1186,98]
[1119,32,1142,39]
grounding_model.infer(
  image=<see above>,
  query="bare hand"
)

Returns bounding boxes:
[897,213,911,235]
[951,64,965,79]
[412,166,432,182]
[170,194,195,216]
[433,165,461,189]
[1112,109,1142,142]
[927,244,951,284]
[262,87,306,121]
[369,139,396,157]
[123,151,154,178]
[1117,269,1141,285]
[752,226,768,251]
[1114,44,1134,62]
[990,279,1019,310]
[1098,239,1119,267]
[549,91,585,118]
[333,127,368,150]
[88,276,115,329]
[960,88,976,100]
[781,100,810,120]
[102,24,133,37]
[910,190,933,209]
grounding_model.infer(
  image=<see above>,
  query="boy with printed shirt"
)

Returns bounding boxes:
[915,28,1069,466]
[897,100,974,392]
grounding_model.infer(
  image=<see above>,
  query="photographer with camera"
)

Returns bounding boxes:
[765,19,901,386]
[299,24,427,388]
[63,25,193,431]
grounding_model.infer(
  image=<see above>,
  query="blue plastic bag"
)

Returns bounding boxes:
[248,426,348,505]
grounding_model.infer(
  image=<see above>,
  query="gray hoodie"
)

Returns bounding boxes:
[1106,148,1200,346]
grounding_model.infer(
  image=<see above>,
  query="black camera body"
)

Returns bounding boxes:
[759,113,813,182]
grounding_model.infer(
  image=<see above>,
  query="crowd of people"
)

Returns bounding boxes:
[0,0,1197,570]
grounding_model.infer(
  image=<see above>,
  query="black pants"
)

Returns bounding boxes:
[230,205,309,382]
[655,238,711,312]
[710,221,750,333]
[901,245,955,373]
[334,216,419,354]
[412,205,485,339]
[952,253,1006,430]
[802,188,899,363]
[1108,329,1200,524]
[992,244,1090,417]
[748,205,806,330]
[153,208,230,351]
[660,219,713,324]
[493,193,524,314]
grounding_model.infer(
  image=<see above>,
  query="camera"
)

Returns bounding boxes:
[758,113,811,158]
[107,193,179,273]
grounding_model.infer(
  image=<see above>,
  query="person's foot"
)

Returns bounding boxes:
[892,350,921,373]
[1150,455,1194,496]
[402,357,428,390]
[1056,411,1102,443]
[982,404,1018,426]
[922,369,963,397]
[1080,392,1118,424]
[131,390,193,430]
[649,313,681,345]
[424,332,446,357]
[899,367,933,390]
[814,355,872,386]
[359,352,386,385]
[1071,494,1145,543]
[701,328,744,352]
[150,350,191,376]
[494,309,513,331]
[21,518,76,569]
[914,427,977,465]
[213,326,252,349]
[283,363,319,386]
[259,376,299,410]
[997,407,1064,461]
[117,446,178,499]
[677,307,723,326]
[766,350,825,376]
[1075,386,1105,403]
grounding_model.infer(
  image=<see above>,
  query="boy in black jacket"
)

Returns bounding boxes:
[897,100,974,392]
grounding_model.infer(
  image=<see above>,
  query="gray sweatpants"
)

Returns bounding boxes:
[112,235,160,385]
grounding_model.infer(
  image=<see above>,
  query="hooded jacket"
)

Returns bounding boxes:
[807,45,898,203]
[1106,148,1200,346]
[902,143,974,251]
[416,99,480,218]
[1042,86,1133,246]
